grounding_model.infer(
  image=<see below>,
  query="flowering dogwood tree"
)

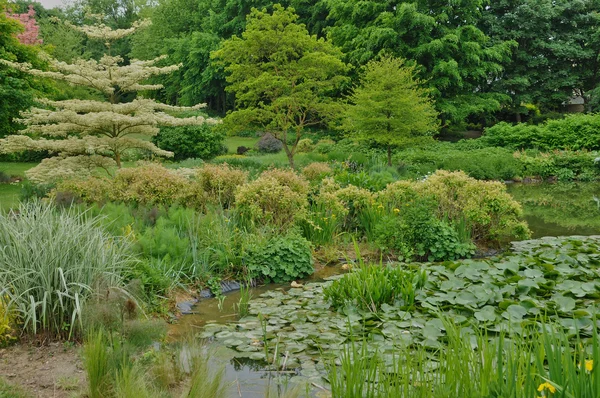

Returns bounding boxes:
[6,5,41,45]
[0,18,219,183]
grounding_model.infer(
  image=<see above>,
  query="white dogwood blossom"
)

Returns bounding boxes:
[0,19,219,183]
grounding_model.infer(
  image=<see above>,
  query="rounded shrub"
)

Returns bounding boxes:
[235,174,309,229]
[152,125,226,160]
[190,163,248,209]
[414,170,531,243]
[113,164,189,206]
[259,168,309,196]
[302,162,333,182]
[53,176,117,205]
[245,233,314,283]
[257,133,283,153]
[296,138,314,153]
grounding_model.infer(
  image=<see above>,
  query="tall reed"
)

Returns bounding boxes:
[326,319,600,398]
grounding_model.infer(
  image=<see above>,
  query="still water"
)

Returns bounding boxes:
[506,182,600,238]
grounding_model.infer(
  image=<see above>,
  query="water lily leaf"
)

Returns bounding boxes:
[455,291,478,307]
[524,269,544,279]
[504,305,527,321]
[474,306,497,322]
[553,295,576,312]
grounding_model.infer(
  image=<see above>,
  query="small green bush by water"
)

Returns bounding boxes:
[324,262,427,313]
[245,233,314,283]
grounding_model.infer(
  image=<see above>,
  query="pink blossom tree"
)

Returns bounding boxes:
[6,5,42,45]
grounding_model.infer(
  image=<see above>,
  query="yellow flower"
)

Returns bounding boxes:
[537,382,556,394]
[393,208,400,213]
[377,204,384,209]
[323,217,328,221]
[331,214,336,219]
[586,359,594,372]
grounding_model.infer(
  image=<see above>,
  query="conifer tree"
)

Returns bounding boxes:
[0,18,219,183]
[344,56,439,166]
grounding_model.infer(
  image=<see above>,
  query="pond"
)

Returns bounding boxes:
[175,234,600,397]
[506,182,600,238]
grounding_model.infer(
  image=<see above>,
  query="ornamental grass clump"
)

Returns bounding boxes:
[0,202,132,338]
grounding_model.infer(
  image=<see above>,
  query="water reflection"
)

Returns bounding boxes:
[507,182,600,238]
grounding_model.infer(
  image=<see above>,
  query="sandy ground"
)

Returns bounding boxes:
[0,341,85,398]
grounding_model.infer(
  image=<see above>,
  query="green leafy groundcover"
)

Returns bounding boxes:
[201,236,600,384]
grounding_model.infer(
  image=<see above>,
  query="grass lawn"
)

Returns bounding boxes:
[0,183,21,209]
[0,162,37,177]
[0,162,37,209]
[224,136,259,153]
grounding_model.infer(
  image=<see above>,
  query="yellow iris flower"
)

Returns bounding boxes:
[537,382,556,394]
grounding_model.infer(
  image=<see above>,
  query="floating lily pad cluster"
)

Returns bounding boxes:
[199,236,600,382]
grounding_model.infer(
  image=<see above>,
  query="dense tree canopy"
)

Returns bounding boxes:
[480,0,600,120]
[323,0,515,126]
[2,0,600,133]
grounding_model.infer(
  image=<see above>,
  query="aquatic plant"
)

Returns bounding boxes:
[324,263,427,313]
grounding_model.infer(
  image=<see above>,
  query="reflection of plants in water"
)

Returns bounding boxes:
[508,182,600,231]
[231,356,270,372]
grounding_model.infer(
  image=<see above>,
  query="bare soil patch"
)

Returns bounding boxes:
[0,341,85,397]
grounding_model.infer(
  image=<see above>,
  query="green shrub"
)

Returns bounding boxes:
[302,162,332,182]
[152,125,226,160]
[324,263,427,313]
[235,171,309,229]
[413,170,531,244]
[53,177,113,204]
[0,202,132,338]
[113,164,190,206]
[373,199,476,261]
[245,233,314,283]
[441,147,521,180]
[296,138,314,153]
[190,163,248,209]
[515,150,599,180]
[482,114,600,150]
[260,168,309,195]
[315,139,335,154]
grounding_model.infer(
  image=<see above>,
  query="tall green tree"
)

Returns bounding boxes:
[213,5,348,168]
[480,0,600,119]
[344,56,439,166]
[129,0,330,113]
[323,0,515,126]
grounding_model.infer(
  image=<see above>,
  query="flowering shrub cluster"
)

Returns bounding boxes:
[51,164,528,261]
